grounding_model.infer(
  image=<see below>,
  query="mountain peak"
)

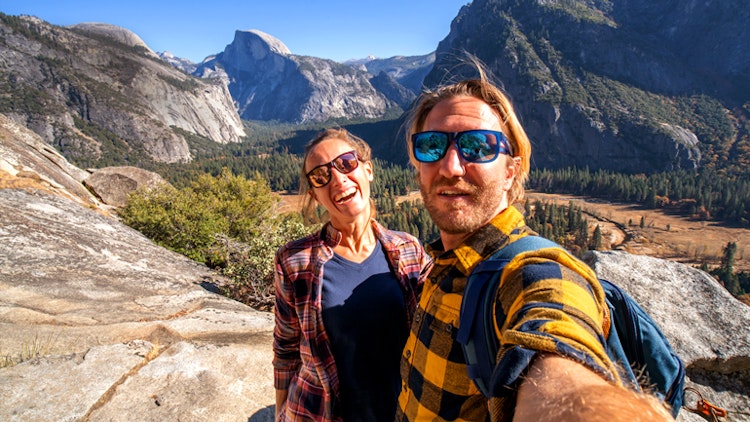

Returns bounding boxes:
[234,29,291,57]
[70,22,157,57]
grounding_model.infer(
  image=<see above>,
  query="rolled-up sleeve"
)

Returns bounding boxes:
[491,247,621,396]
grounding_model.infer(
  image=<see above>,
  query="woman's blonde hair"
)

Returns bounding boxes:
[405,62,531,205]
[299,128,376,224]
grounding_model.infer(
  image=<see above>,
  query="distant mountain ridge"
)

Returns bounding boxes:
[0,14,245,165]
[155,0,750,174]
[192,29,419,124]
[157,51,197,74]
[345,53,436,93]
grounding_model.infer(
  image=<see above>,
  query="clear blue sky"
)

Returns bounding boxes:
[1,0,469,63]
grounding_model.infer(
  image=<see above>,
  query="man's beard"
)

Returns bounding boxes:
[420,177,505,235]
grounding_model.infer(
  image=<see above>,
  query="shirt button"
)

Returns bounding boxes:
[405,349,411,358]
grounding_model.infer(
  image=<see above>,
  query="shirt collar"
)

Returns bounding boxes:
[322,222,343,247]
[427,205,527,276]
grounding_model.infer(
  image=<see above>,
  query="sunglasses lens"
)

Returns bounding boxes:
[307,166,331,188]
[332,152,359,175]
[306,151,360,188]
[413,132,449,163]
[457,131,499,162]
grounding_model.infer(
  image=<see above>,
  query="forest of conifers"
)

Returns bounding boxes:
[154,148,750,230]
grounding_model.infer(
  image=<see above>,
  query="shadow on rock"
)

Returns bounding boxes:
[248,405,275,422]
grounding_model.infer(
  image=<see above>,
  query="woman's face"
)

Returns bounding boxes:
[304,137,373,225]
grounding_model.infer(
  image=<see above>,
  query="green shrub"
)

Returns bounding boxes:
[216,214,308,310]
[119,169,311,308]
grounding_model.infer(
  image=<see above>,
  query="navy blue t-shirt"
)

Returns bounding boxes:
[321,241,408,421]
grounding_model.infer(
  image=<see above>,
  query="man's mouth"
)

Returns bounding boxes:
[438,189,469,197]
[334,187,358,203]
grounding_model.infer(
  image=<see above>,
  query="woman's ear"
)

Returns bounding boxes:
[364,160,374,181]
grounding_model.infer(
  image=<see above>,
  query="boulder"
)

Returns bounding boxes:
[585,251,750,421]
[84,166,168,208]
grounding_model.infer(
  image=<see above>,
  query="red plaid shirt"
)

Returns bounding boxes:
[273,219,432,421]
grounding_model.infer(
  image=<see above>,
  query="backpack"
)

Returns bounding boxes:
[456,235,686,417]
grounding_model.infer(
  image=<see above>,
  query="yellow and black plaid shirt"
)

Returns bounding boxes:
[396,205,620,421]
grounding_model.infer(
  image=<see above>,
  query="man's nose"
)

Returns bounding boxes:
[438,145,466,178]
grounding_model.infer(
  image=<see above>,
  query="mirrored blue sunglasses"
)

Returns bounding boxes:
[411,130,513,163]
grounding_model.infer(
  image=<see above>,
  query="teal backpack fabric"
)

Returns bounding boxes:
[456,235,686,417]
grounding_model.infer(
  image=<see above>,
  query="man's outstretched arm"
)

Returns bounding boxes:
[513,354,673,421]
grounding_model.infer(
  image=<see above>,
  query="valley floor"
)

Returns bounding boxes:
[527,191,750,272]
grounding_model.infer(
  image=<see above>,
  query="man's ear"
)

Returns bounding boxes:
[504,156,521,191]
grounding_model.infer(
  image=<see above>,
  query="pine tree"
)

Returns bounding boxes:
[717,242,741,296]
[592,225,603,250]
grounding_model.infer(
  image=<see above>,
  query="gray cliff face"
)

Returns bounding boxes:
[195,30,404,124]
[369,71,417,109]
[347,53,436,94]
[614,0,750,96]
[157,51,198,74]
[1,116,749,421]
[0,15,245,164]
[426,0,749,173]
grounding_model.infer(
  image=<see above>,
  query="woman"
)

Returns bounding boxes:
[273,128,432,421]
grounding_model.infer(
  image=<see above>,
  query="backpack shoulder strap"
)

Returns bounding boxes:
[457,235,560,396]
[480,235,559,270]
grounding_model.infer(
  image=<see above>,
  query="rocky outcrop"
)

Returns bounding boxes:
[0,113,98,208]
[0,116,276,421]
[585,251,750,421]
[0,15,245,164]
[0,187,276,422]
[84,166,168,208]
[194,30,405,123]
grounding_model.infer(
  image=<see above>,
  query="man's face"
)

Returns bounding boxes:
[417,96,516,250]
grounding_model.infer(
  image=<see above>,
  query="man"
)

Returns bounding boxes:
[396,69,673,421]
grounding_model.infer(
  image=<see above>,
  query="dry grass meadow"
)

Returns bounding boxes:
[527,192,750,272]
